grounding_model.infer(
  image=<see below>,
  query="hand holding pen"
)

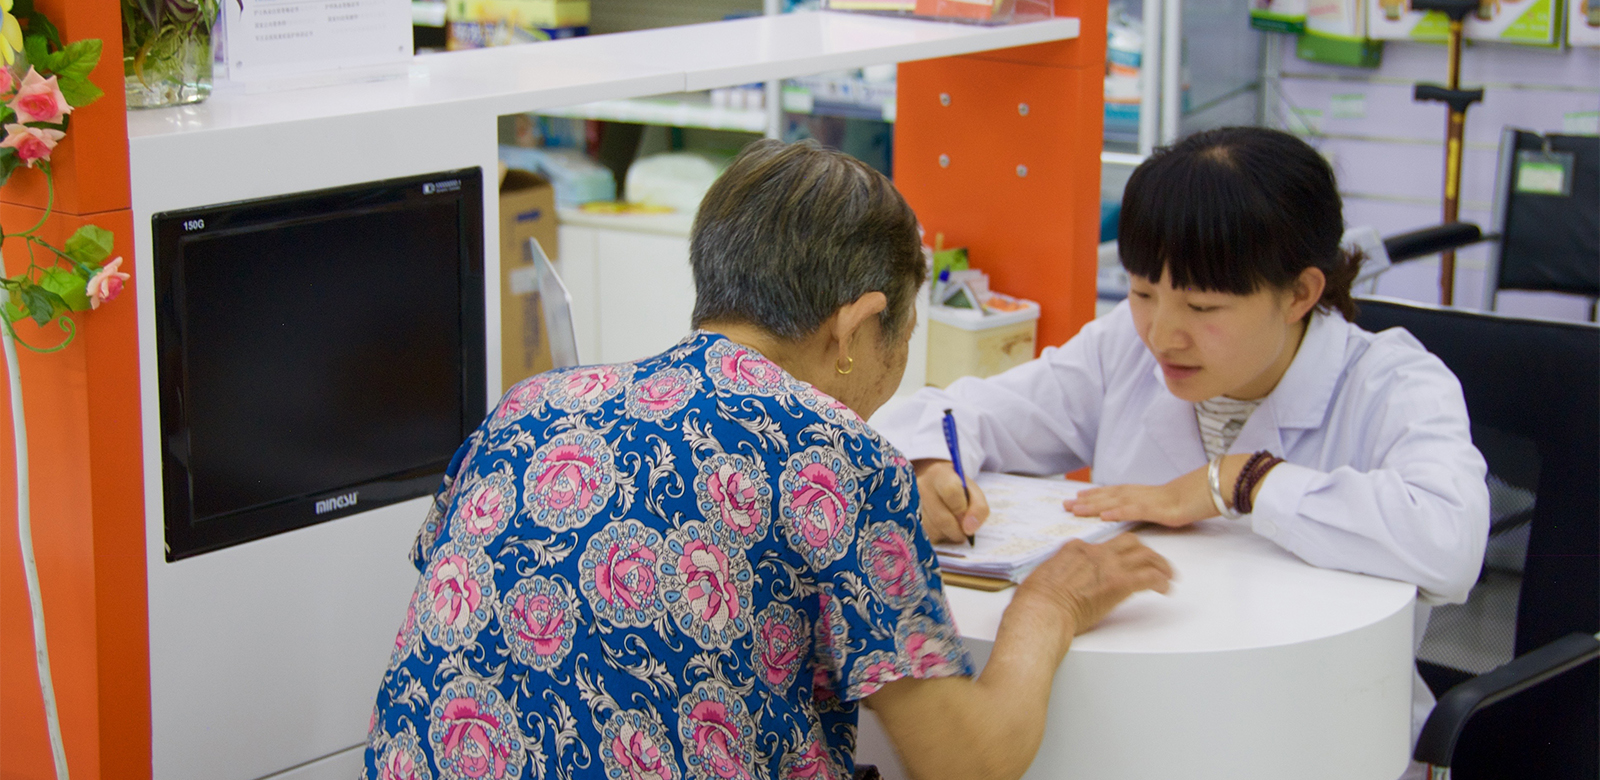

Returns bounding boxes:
[908,409,990,546]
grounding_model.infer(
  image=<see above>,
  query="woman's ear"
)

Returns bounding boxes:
[1288,267,1326,322]
[831,291,889,356]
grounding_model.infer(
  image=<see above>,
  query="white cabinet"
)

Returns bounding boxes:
[557,210,698,364]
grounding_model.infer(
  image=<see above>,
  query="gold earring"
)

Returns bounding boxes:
[835,356,854,375]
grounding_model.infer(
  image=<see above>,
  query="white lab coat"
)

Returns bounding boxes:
[876,300,1484,754]
[872,301,1491,756]
[874,301,1489,605]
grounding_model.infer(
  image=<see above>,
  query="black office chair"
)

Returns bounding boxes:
[1354,297,1600,780]
[1375,129,1598,318]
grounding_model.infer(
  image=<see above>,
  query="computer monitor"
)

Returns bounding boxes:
[153,169,487,560]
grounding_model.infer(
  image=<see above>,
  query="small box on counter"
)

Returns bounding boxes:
[447,0,588,49]
[499,167,561,391]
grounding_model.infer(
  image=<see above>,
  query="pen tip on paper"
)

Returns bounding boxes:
[966,534,976,547]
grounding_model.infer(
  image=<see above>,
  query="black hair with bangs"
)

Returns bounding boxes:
[1118,126,1361,320]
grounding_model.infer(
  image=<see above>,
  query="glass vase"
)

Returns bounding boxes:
[122,0,218,109]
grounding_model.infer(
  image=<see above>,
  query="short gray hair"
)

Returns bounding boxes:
[689,139,926,342]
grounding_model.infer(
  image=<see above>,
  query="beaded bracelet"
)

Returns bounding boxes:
[1232,450,1284,515]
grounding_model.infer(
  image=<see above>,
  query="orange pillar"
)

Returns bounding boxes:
[0,0,149,778]
[894,0,1106,353]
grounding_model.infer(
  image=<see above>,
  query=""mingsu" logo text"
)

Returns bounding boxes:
[315,491,359,515]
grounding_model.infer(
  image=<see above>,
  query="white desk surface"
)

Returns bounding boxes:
[945,515,1419,654]
[859,490,1421,780]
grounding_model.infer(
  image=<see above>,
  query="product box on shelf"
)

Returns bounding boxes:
[1572,0,1600,44]
[1368,0,1562,42]
[499,167,562,390]
[1252,0,1309,33]
[1366,0,1450,40]
[1299,0,1383,66]
[446,0,589,49]
[1465,0,1562,44]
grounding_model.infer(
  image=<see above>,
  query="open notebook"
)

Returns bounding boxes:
[934,473,1133,585]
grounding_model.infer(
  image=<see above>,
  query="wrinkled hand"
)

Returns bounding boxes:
[1017,534,1174,635]
[1067,465,1216,527]
[913,459,989,545]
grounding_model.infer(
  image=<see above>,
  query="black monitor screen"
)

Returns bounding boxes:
[155,169,486,560]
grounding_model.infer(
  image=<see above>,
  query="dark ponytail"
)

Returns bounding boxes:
[1120,126,1362,321]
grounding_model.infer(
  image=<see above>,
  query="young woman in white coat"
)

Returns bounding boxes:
[871,126,1490,761]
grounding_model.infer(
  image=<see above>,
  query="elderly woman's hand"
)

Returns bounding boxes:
[913,459,989,545]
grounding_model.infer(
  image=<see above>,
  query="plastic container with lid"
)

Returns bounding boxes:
[925,293,1041,388]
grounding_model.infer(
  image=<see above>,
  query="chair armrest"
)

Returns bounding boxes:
[1384,223,1484,263]
[1414,632,1600,768]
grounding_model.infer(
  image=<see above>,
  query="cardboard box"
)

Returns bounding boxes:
[1465,0,1561,44]
[1300,0,1384,66]
[1252,0,1310,33]
[446,0,588,49]
[1368,0,1562,42]
[1573,0,1600,44]
[500,167,561,391]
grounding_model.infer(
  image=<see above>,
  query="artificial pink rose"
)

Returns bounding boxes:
[86,257,130,309]
[594,536,659,612]
[508,591,567,657]
[378,746,424,780]
[440,697,511,780]
[782,740,834,780]
[756,613,805,688]
[532,444,600,512]
[719,348,781,389]
[790,463,847,546]
[688,700,748,780]
[706,464,761,536]
[428,554,483,631]
[612,720,676,780]
[866,530,916,601]
[9,68,70,124]
[679,539,740,630]
[634,372,691,412]
[0,68,14,96]
[0,123,62,167]
[459,482,509,537]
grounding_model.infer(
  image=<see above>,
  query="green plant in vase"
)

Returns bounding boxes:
[122,0,217,108]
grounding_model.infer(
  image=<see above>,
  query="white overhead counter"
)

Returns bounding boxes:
[125,11,1078,140]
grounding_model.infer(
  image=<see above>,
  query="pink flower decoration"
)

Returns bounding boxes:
[867,530,916,600]
[706,464,761,536]
[86,257,130,309]
[0,123,63,167]
[679,539,740,630]
[719,349,781,389]
[508,591,567,657]
[532,444,600,511]
[9,68,71,124]
[612,721,677,780]
[635,372,691,412]
[756,613,805,688]
[0,68,13,96]
[782,740,834,780]
[790,463,847,546]
[687,700,749,780]
[439,697,512,779]
[595,536,659,613]
[428,554,483,632]
[854,658,901,697]
[378,747,424,780]
[459,482,508,537]
[565,367,619,401]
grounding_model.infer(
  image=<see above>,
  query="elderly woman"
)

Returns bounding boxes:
[363,139,1172,780]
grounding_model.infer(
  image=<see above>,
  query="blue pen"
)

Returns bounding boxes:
[941,408,976,546]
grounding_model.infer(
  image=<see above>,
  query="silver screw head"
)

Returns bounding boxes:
[939,93,951,106]
[1016,164,1028,177]
[939,154,951,168]
[1019,103,1030,115]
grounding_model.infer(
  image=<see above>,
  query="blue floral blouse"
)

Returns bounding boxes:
[364,332,973,780]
